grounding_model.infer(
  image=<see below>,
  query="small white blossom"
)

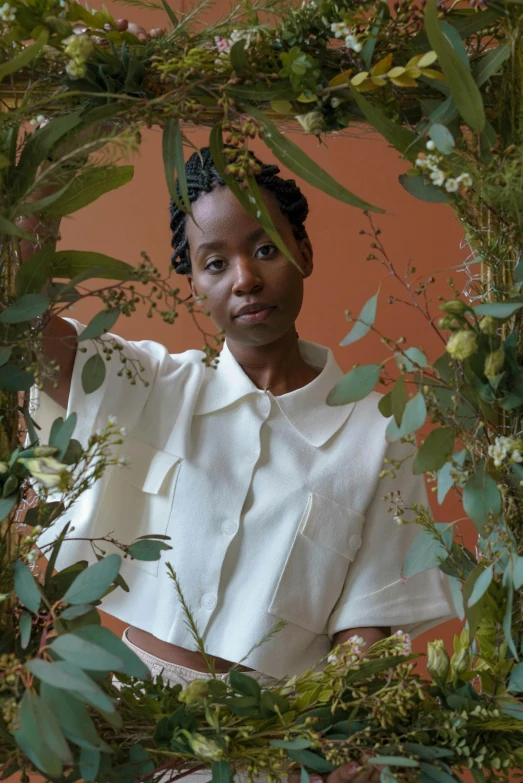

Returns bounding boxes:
[0,2,16,22]
[458,172,473,188]
[27,550,38,563]
[345,34,361,52]
[327,653,339,664]
[117,457,129,467]
[511,449,523,463]
[430,170,445,187]
[330,21,350,38]
[107,415,118,425]
[426,140,436,151]
[445,178,459,193]
[331,97,341,109]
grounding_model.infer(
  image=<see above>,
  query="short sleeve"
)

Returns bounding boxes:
[37,318,205,450]
[327,438,455,640]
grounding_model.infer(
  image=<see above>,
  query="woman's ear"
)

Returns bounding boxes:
[298,237,313,278]
[187,274,197,300]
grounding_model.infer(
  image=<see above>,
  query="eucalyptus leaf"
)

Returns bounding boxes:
[0,214,35,241]
[78,309,119,342]
[413,427,454,474]
[437,449,466,504]
[473,301,523,318]
[348,85,421,157]
[403,523,451,578]
[0,494,17,521]
[0,346,12,366]
[503,579,518,659]
[0,293,50,323]
[424,0,485,131]
[51,250,136,282]
[74,625,150,678]
[340,292,378,346]
[19,612,32,649]
[226,82,296,102]
[428,123,455,154]
[62,553,121,605]
[245,106,382,211]
[40,683,103,751]
[378,391,393,418]
[398,174,450,203]
[474,42,511,87]
[327,364,381,405]
[28,659,101,692]
[440,22,470,67]
[163,118,191,214]
[463,465,501,534]
[128,538,173,561]
[230,39,250,73]
[508,662,523,693]
[287,749,336,774]
[513,554,523,590]
[395,347,428,371]
[50,413,77,460]
[391,376,408,427]
[81,354,106,394]
[15,245,57,296]
[80,747,101,782]
[271,738,312,750]
[14,690,64,778]
[386,392,427,441]
[369,758,418,768]
[212,761,231,783]
[50,633,124,671]
[13,561,41,613]
[419,762,456,783]
[43,166,134,217]
[467,564,493,606]
[447,575,465,620]
[229,669,262,700]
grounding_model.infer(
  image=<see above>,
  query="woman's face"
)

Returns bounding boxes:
[185,186,313,347]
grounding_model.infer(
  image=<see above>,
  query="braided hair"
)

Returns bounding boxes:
[169,147,309,275]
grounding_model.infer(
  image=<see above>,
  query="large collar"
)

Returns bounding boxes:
[194,338,355,448]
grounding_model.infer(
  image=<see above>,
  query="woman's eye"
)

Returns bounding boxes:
[256,244,277,259]
[205,258,225,272]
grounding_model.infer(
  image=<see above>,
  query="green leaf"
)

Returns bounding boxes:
[513,554,523,590]
[226,82,296,102]
[391,376,407,426]
[128,538,172,561]
[437,449,466,504]
[473,300,523,318]
[0,30,49,81]
[413,427,454,474]
[0,293,50,323]
[428,123,455,155]
[163,118,191,213]
[467,564,493,606]
[403,523,451,578]
[80,748,101,782]
[0,214,34,241]
[14,690,64,778]
[474,43,511,87]
[50,633,124,671]
[0,494,17,520]
[81,354,106,394]
[362,4,386,69]
[440,22,470,67]
[378,391,392,418]
[0,346,12,366]
[15,245,56,296]
[229,669,262,700]
[287,750,336,774]
[43,166,134,217]
[230,39,250,73]
[160,0,178,26]
[419,762,456,783]
[424,0,485,131]
[381,768,399,783]
[44,521,71,587]
[40,683,104,751]
[348,84,421,157]
[78,309,119,342]
[340,292,378,346]
[73,625,150,678]
[398,174,450,203]
[386,392,427,441]
[369,758,419,768]
[463,465,501,534]
[211,761,231,783]
[51,250,136,283]
[499,696,523,721]
[503,579,518,660]
[13,561,41,613]
[327,364,381,405]
[271,738,312,750]
[395,347,428,372]
[301,767,311,783]
[60,604,94,620]
[62,553,121,605]
[19,612,32,649]
[508,662,523,693]
[447,575,465,620]
[0,364,35,391]
[245,106,382,211]
[50,413,77,460]
[449,7,501,37]
[29,660,116,713]
[429,95,458,127]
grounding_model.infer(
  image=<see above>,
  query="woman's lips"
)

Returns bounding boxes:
[234,307,276,324]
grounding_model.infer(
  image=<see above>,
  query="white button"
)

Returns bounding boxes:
[350,534,362,551]
[201,593,217,611]
[221,520,237,536]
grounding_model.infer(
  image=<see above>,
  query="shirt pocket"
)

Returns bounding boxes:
[92,436,183,577]
[268,491,364,635]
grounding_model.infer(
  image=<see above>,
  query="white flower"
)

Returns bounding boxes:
[330,21,349,38]
[331,97,341,108]
[458,172,473,188]
[431,171,445,187]
[426,140,436,151]
[117,457,129,466]
[0,2,16,22]
[445,177,459,193]
[27,550,38,563]
[511,449,523,463]
[107,415,118,425]
[344,34,361,52]
[327,653,339,664]
[214,35,232,53]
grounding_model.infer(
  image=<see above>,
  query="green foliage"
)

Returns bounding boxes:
[340,291,378,346]
[327,364,381,405]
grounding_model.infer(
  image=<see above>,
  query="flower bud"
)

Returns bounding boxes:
[446,330,478,360]
[65,59,87,79]
[440,299,469,315]
[178,679,210,703]
[188,733,224,762]
[63,33,94,61]
[19,457,68,489]
[438,316,454,330]
[450,647,470,679]
[33,446,59,457]
[484,348,504,379]
[427,639,450,683]
[296,110,325,136]
[0,462,8,475]
[479,315,500,335]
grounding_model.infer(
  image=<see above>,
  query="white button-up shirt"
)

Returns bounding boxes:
[38,319,453,678]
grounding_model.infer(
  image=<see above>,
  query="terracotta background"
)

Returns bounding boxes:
[17,0,483,776]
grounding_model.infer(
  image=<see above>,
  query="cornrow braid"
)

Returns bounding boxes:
[169,147,309,275]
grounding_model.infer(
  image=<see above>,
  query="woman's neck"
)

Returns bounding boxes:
[226,329,320,396]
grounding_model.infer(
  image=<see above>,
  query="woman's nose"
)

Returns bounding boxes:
[231,257,263,295]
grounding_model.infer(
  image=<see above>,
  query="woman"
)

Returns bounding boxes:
[37,146,453,690]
